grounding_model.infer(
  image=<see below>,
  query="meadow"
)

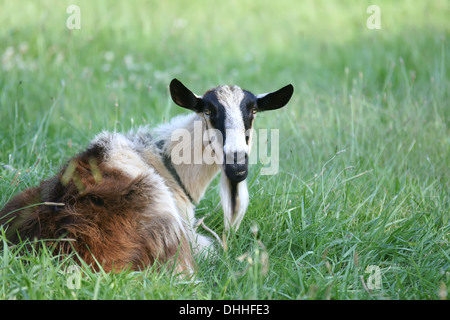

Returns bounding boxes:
[0,0,449,300]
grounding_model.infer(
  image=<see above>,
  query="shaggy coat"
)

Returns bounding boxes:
[0,139,195,273]
[0,79,293,273]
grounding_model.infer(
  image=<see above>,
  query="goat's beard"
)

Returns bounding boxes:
[220,171,249,231]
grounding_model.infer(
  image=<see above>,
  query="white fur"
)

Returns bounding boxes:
[155,113,221,203]
[99,133,150,179]
[220,173,249,231]
[215,86,249,158]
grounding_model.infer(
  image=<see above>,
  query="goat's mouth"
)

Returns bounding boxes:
[224,164,248,183]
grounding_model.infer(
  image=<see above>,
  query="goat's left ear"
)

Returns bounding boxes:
[170,79,203,113]
[256,84,294,111]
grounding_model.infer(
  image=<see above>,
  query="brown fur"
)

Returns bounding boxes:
[0,145,193,273]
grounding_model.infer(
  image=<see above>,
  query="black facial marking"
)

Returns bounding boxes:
[240,91,257,145]
[202,90,227,145]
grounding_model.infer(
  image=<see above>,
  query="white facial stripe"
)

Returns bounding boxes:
[223,129,248,161]
[215,85,245,111]
[215,86,248,156]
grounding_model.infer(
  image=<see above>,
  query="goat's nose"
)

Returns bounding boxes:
[224,151,249,183]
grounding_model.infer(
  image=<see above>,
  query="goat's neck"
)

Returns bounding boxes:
[156,113,221,203]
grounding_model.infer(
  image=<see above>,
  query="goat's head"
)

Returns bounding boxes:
[169,78,294,183]
[170,79,293,230]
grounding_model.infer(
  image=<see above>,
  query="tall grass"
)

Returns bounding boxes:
[0,0,449,300]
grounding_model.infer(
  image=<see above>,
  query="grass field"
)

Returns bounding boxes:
[0,0,449,300]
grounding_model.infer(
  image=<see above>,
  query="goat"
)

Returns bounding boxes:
[0,79,293,273]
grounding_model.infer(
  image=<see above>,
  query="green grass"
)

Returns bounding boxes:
[1,0,449,300]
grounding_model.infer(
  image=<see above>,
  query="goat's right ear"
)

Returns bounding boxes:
[170,79,203,113]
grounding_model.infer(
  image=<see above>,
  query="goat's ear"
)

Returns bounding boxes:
[256,84,294,111]
[170,79,203,113]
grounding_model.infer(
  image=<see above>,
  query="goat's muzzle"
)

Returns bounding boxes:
[224,151,248,183]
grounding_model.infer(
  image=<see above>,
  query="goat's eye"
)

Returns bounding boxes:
[251,107,257,114]
[204,109,211,116]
